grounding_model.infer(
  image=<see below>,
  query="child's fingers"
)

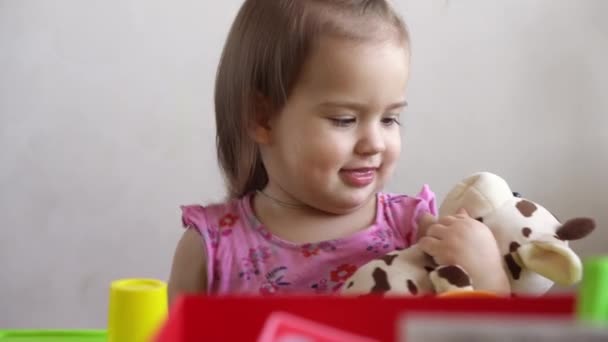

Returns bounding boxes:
[418,212,437,228]
[456,207,470,217]
[418,236,442,257]
[438,215,458,225]
[440,209,471,224]
[426,223,449,239]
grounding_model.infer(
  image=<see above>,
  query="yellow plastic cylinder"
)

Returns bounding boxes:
[107,278,168,342]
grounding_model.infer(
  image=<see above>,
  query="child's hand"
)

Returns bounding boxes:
[417,209,511,294]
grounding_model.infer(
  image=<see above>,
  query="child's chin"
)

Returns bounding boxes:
[331,192,376,213]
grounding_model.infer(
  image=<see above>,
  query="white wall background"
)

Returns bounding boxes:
[1,0,606,329]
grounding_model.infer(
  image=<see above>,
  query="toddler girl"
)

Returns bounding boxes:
[168,0,509,302]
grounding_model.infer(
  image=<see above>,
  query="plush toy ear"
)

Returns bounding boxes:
[439,172,514,218]
[515,241,582,285]
[555,218,595,241]
[515,218,595,285]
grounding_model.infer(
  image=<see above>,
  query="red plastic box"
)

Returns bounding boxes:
[154,294,576,342]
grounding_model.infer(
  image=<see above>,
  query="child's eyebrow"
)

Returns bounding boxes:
[318,100,408,111]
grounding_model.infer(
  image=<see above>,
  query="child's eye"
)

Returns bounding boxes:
[329,117,356,127]
[382,116,401,126]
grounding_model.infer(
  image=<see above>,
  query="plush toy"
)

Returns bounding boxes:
[341,172,596,297]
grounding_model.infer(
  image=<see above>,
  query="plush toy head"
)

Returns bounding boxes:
[439,172,595,295]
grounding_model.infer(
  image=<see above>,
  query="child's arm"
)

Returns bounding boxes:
[167,228,208,306]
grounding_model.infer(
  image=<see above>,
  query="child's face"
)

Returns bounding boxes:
[260,36,410,214]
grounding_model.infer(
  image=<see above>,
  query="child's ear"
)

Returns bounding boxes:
[248,92,273,145]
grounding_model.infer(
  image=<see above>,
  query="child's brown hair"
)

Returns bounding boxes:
[214,0,410,198]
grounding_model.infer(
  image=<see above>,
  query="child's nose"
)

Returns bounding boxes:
[355,126,386,155]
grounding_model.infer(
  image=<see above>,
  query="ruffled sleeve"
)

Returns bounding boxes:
[180,204,208,234]
[383,184,437,247]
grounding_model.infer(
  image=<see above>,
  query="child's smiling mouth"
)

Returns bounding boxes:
[339,167,378,187]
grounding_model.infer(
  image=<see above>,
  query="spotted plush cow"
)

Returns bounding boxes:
[342,172,595,296]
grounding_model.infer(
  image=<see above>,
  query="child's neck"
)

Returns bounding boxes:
[251,190,378,244]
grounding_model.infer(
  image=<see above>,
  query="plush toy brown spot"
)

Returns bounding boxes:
[555,218,595,241]
[506,242,523,279]
[407,279,418,295]
[504,254,522,280]
[424,266,435,273]
[437,265,471,287]
[371,267,391,294]
[346,281,354,289]
[516,200,537,217]
[510,241,521,253]
[381,254,398,266]
[522,227,532,238]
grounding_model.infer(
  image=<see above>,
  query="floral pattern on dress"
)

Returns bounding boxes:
[259,266,291,295]
[311,263,357,294]
[218,212,239,236]
[330,264,357,282]
[301,241,337,257]
[366,228,393,253]
[255,226,273,241]
[310,278,330,293]
[206,226,221,249]
[238,246,273,280]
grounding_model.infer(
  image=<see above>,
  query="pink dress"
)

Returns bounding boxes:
[180,185,436,295]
